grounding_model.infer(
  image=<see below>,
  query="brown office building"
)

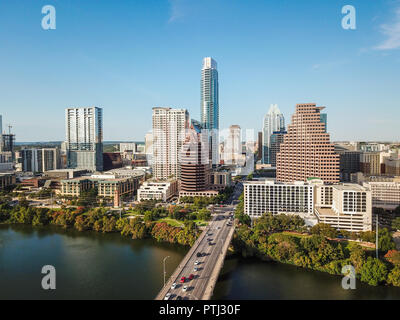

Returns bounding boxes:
[180,128,210,192]
[103,152,123,171]
[360,152,381,176]
[276,103,339,183]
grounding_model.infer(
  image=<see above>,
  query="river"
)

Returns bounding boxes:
[1,225,400,300]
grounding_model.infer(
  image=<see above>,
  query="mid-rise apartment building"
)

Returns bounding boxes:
[314,184,372,232]
[20,148,60,173]
[244,180,372,232]
[360,152,381,176]
[0,173,16,189]
[384,157,400,176]
[244,180,315,221]
[363,180,400,210]
[60,176,138,198]
[137,180,178,202]
[210,170,232,190]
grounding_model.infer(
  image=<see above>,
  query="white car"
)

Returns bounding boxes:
[171,283,177,289]
[164,293,171,300]
[194,267,198,272]
[182,286,188,292]
[194,260,199,265]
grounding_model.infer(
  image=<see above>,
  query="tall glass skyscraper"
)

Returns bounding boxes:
[262,104,285,164]
[65,107,103,172]
[201,57,219,166]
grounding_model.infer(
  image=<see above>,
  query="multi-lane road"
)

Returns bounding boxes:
[156,206,235,300]
[155,181,243,300]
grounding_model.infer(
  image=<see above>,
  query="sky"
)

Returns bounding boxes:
[0,0,399,142]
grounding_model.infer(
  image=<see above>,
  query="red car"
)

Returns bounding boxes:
[180,276,186,283]
[188,274,194,280]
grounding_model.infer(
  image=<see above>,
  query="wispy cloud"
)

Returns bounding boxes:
[311,60,348,71]
[168,0,186,23]
[375,8,400,50]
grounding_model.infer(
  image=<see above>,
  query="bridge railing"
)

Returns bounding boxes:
[202,225,235,300]
[155,223,212,300]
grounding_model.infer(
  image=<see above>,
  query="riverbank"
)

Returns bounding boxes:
[0,206,201,247]
[231,224,400,288]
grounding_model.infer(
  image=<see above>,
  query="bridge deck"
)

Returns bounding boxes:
[155,208,235,300]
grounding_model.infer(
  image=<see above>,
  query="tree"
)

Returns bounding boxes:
[359,231,375,243]
[78,188,98,207]
[387,266,400,287]
[392,217,400,231]
[74,215,89,231]
[144,210,155,222]
[348,243,366,273]
[378,228,396,253]
[360,257,388,286]
[310,223,338,238]
[236,213,251,226]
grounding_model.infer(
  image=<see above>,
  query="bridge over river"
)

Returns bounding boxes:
[155,206,236,300]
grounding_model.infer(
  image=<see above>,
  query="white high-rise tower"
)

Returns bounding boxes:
[152,107,189,180]
[201,57,219,166]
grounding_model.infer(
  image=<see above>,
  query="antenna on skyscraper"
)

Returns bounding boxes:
[7,124,12,134]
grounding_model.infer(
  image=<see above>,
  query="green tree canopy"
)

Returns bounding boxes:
[360,257,388,286]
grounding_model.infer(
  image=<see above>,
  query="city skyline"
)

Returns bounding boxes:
[1,0,400,142]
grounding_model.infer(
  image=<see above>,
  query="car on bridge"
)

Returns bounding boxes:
[164,293,171,300]
[193,267,198,272]
[182,286,188,292]
[194,260,199,265]
[180,276,186,283]
[171,283,177,289]
[188,274,194,280]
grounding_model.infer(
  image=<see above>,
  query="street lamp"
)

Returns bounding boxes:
[163,256,170,287]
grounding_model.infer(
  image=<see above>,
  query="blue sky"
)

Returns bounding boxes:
[0,0,399,142]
